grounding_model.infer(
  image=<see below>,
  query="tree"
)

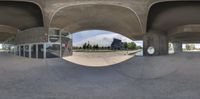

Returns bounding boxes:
[92,45,96,50]
[96,44,99,49]
[86,43,89,49]
[186,44,195,50]
[127,42,136,50]
[92,44,99,50]
[123,42,128,50]
[86,41,92,49]
[136,46,143,49]
[83,43,87,49]
[186,44,191,50]
[89,44,92,49]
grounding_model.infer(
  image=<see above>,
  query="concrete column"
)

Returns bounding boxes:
[173,43,182,54]
[23,45,25,57]
[13,46,16,55]
[18,45,21,56]
[43,43,46,59]
[143,30,168,56]
[36,44,38,59]
[29,44,31,58]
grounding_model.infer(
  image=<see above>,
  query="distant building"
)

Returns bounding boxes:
[111,38,123,50]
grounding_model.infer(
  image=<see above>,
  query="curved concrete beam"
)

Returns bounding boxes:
[168,24,200,36]
[50,4,143,39]
[0,25,18,34]
[146,0,179,32]
[170,34,200,43]
[147,1,200,33]
[1,0,45,23]
[0,1,44,30]
[168,24,200,43]
[0,25,18,42]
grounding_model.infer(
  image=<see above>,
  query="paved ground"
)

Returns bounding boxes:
[0,52,200,99]
[63,51,137,67]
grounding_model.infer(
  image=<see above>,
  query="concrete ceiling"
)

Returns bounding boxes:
[0,25,18,41]
[2,0,200,43]
[48,0,200,42]
[0,1,44,42]
[50,4,142,39]
[147,1,200,42]
[0,1,43,30]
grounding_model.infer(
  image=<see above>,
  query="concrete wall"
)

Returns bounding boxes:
[16,27,47,44]
[143,31,168,56]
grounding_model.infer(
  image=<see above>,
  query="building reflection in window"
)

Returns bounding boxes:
[46,44,60,58]
[31,45,36,58]
[38,44,44,59]
[20,46,24,57]
[25,45,29,57]
[16,46,19,56]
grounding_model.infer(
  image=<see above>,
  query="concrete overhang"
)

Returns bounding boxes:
[168,24,200,36]
[0,1,44,42]
[168,24,200,43]
[0,25,18,42]
[147,1,200,32]
[0,25,18,35]
[0,1,44,30]
[50,4,143,39]
[147,1,200,43]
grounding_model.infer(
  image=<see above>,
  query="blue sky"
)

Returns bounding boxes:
[72,30,143,47]
[73,30,110,43]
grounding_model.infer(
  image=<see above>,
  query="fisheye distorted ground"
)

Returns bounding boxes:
[0,52,200,99]
[67,30,143,66]
[2,1,200,99]
[64,51,139,67]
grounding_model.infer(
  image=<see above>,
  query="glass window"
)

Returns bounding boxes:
[10,45,15,54]
[61,38,72,57]
[31,45,36,58]
[20,45,24,57]
[25,45,29,57]
[46,44,60,58]
[38,44,44,59]
[16,46,19,56]
[49,29,60,43]
[61,32,72,57]
[61,32,72,39]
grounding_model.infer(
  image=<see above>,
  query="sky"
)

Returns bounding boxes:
[0,44,2,49]
[72,30,143,47]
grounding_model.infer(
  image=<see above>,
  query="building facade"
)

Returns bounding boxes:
[2,28,72,59]
[111,38,123,50]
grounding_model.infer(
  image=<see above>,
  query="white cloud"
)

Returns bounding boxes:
[73,33,143,47]
[134,41,143,47]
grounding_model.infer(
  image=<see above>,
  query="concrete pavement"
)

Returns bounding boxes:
[63,51,136,67]
[0,52,200,99]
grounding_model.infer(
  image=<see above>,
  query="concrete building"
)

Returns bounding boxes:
[1,0,200,58]
[111,38,123,50]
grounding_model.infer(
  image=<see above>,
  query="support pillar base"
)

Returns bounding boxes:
[143,31,168,56]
